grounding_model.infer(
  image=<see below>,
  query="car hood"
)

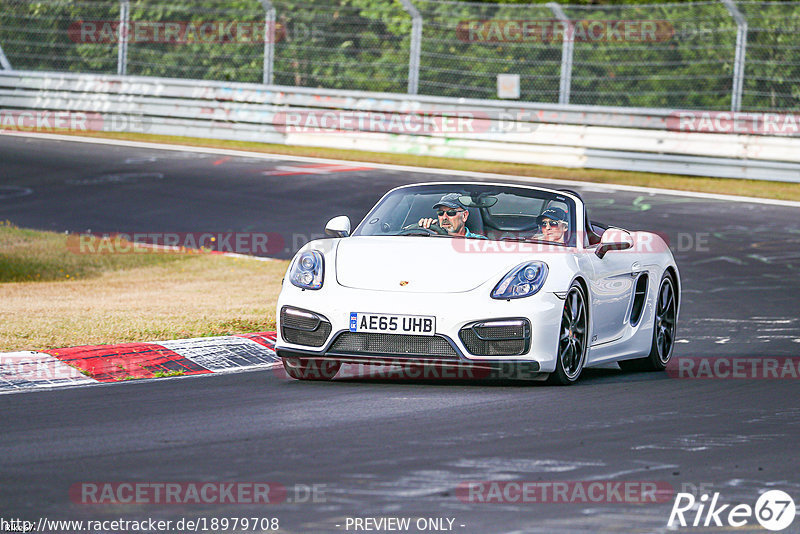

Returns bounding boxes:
[335,236,528,293]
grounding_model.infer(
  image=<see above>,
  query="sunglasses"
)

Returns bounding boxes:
[437,209,464,217]
[539,219,562,228]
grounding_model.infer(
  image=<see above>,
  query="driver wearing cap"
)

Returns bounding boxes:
[536,207,569,243]
[418,193,485,238]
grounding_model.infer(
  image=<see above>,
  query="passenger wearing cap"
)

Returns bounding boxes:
[536,207,569,243]
[418,193,486,238]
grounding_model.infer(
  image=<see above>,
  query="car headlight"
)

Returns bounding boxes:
[491,261,548,299]
[289,250,324,290]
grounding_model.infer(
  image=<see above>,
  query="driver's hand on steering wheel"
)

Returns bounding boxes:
[418,217,436,229]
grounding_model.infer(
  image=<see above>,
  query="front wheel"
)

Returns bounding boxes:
[282,357,341,381]
[619,273,677,372]
[547,281,588,385]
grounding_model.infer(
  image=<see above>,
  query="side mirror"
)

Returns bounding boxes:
[596,228,633,259]
[325,216,351,238]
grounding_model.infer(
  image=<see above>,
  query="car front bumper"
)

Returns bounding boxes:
[275,283,564,373]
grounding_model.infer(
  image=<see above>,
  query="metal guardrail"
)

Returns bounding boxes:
[1,71,799,182]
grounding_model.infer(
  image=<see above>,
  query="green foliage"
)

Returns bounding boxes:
[1,0,798,110]
[151,369,185,377]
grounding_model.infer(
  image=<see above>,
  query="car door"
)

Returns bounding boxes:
[587,232,638,346]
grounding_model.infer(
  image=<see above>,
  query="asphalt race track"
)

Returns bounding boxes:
[2,134,800,533]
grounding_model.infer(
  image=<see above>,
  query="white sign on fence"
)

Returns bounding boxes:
[497,74,520,100]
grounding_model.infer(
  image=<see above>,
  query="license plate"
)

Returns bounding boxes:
[349,312,435,336]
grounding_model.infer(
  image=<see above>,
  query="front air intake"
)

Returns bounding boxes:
[280,306,332,347]
[330,332,459,359]
[459,319,531,356]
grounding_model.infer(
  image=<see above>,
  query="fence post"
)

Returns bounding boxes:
[721,0,747,112]
[117,0,129,75]
[399,0,422,95]
[547,2,573,105]
[0,43,12,71]
[259,0,276,85]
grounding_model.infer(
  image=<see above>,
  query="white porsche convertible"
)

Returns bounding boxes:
[275,182,680,385]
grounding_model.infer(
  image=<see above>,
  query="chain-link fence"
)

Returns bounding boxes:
[1,0,798,111]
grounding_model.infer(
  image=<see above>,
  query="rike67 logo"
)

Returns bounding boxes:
[668,490,796,531]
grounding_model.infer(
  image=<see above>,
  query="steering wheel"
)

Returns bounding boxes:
[400,222,449,236]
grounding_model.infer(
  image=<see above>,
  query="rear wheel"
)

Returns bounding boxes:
[282,357,341,381]
[619,273,677,372]
[547,281,588,385]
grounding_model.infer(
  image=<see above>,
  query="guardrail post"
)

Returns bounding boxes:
[0,43,12,71]
[259,0,276,85]
[399,0,422,95]
[547,2,573,105]
[721,0,747,112]
[117,0,129,75]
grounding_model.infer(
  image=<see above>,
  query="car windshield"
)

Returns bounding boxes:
[352,183,577,246]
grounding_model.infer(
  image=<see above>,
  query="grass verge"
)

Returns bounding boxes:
[55,130,800,202]
[0,221,187,282]
[0,224,287,351]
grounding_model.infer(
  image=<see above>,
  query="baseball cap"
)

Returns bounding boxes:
[537,207,568,224]
[433,193,467,210]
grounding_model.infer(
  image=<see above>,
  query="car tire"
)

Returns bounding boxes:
[547,281,589,385]
[619,273,677,372]
[282,357,341,381]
